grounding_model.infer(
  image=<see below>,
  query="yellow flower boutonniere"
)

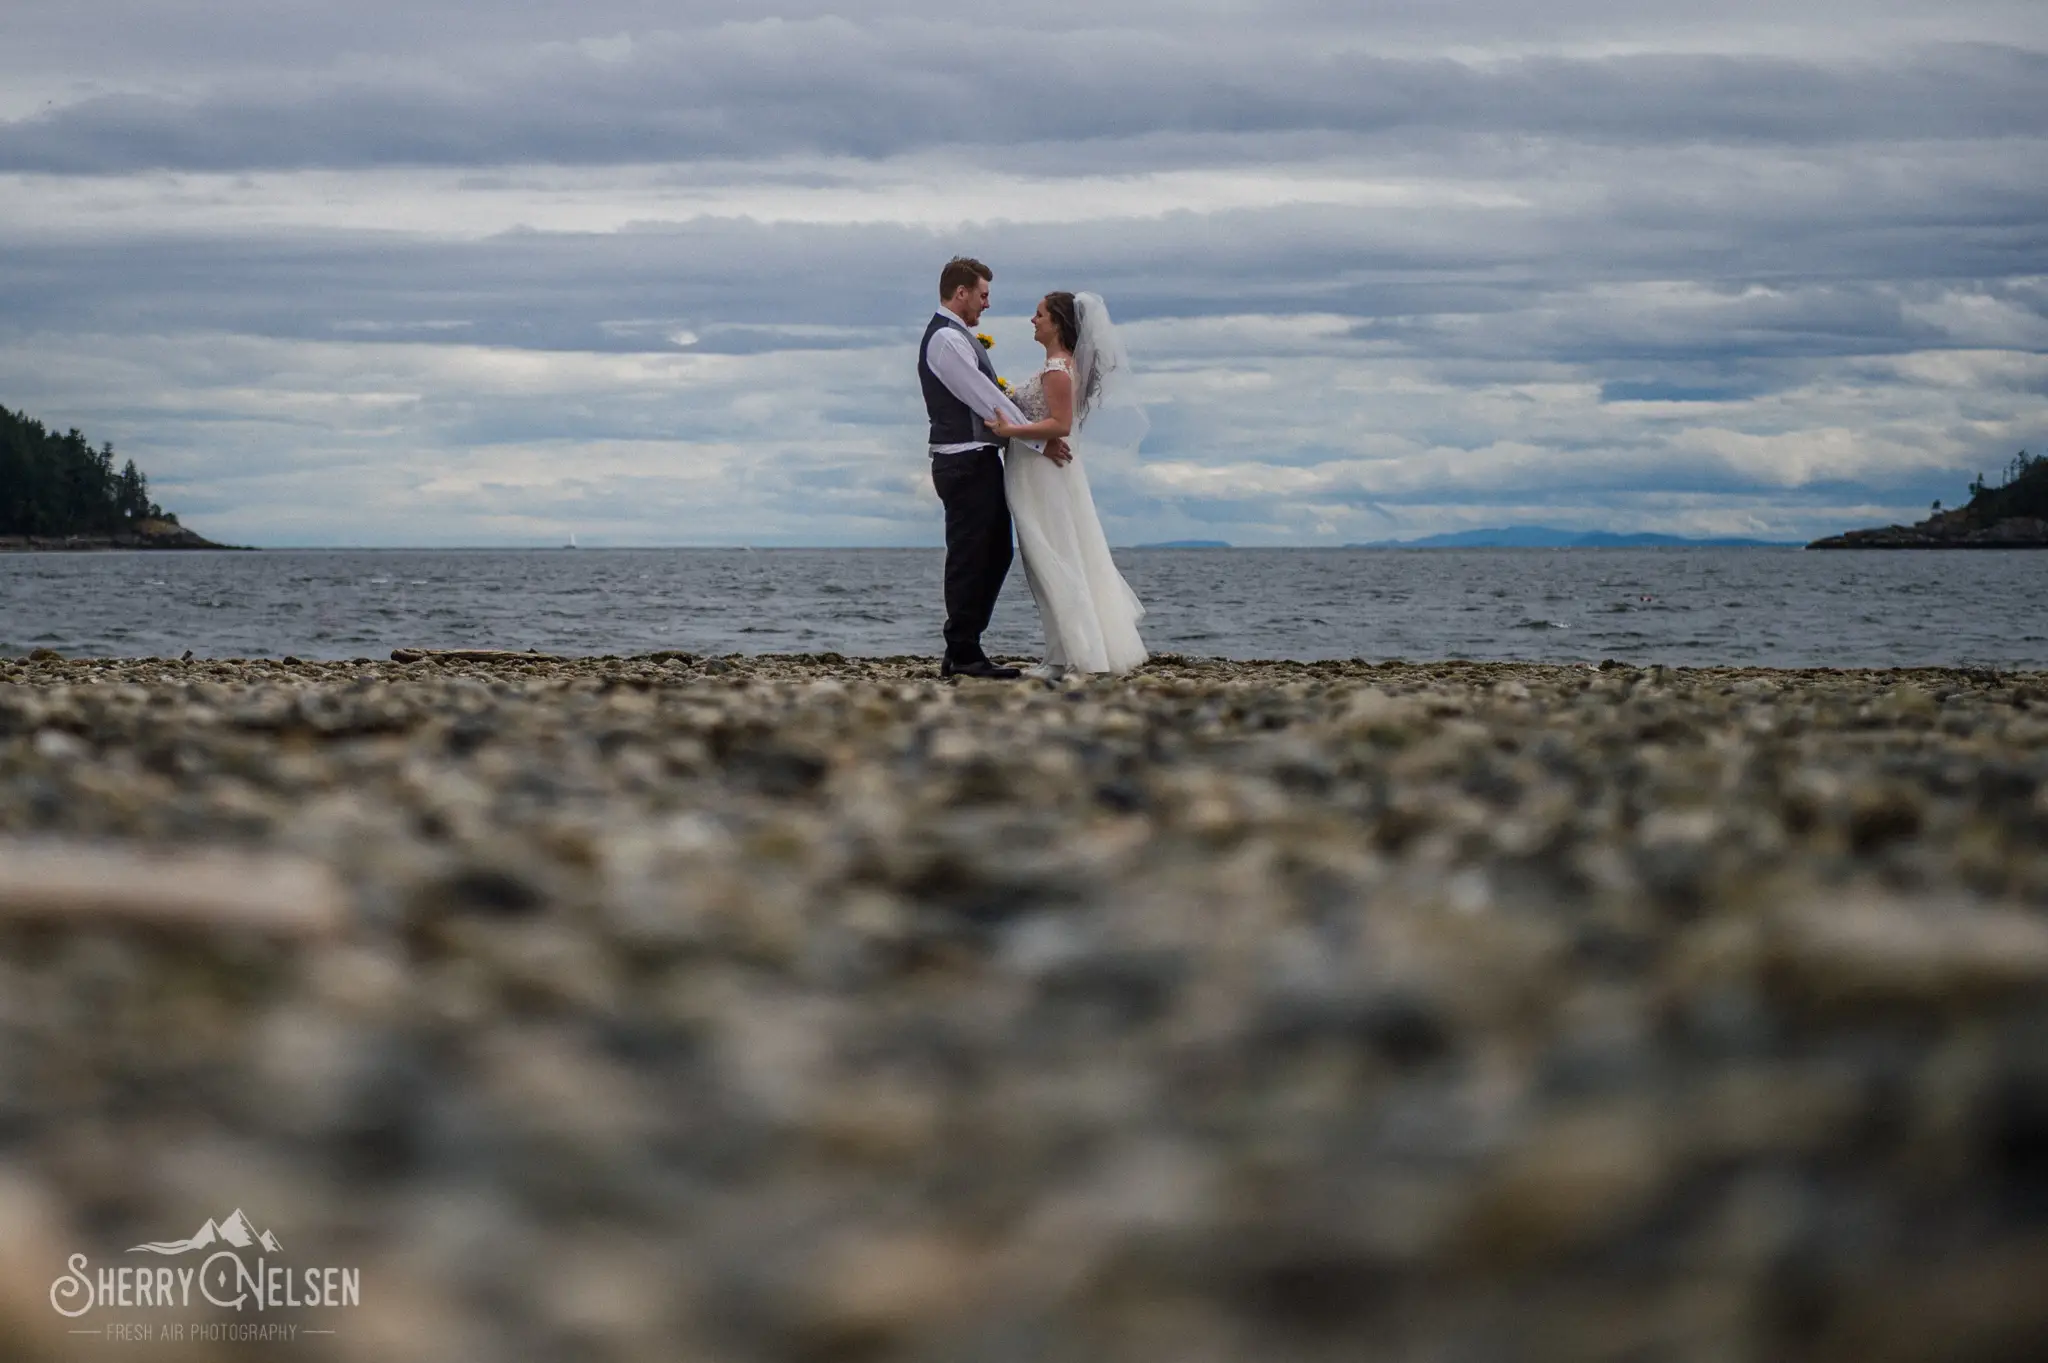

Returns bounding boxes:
[976,333,1009,392]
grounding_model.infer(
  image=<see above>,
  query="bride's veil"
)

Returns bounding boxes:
[1070,292,1147,450]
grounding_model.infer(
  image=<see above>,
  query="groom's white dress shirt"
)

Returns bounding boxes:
[927,309,1032,453]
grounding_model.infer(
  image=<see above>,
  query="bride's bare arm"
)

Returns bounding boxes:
[987,368,1074,444]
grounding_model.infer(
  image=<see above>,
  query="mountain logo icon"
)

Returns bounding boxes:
[128,1210,282,1256]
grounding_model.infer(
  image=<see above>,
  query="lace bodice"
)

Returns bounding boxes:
[1010,358,1073,422]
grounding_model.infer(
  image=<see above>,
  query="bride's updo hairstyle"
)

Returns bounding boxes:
[1043,292,1081,353]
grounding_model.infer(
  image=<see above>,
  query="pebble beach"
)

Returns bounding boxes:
[3,649,2047,1361]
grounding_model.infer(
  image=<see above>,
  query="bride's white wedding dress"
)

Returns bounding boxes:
[1005,355,1148,675]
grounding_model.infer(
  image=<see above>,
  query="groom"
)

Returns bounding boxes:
[918,256,1069,679]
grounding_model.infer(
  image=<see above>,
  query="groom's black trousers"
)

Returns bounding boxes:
[931,445,1013,664]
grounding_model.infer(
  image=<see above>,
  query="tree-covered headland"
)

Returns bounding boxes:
[1,404,232,547]
[1,404,170,535]
[1810,450,2048,548]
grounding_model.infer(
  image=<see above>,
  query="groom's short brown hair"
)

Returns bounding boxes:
[939,256,993,300]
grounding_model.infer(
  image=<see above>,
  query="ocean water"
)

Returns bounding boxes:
[2,547,2044,669]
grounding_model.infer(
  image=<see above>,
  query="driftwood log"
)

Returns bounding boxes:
[0,838,346,938]
[389,647,565,663]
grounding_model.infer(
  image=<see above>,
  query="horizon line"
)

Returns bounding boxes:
[139,539,1811,551]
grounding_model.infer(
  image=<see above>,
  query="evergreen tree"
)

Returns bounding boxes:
[1966,451,2045,524]
[116,459,151,522]
[0,404,187,536]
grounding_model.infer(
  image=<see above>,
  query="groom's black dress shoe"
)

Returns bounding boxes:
[941,657,1022,680]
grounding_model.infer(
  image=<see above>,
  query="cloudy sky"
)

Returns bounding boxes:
[1,1,2043,546]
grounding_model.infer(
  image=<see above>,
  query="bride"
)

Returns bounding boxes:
[986,291,1149,677]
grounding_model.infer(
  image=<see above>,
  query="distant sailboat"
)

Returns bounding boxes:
[565,532,577,549]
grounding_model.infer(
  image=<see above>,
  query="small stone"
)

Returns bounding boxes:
[1255,987,1455,1067]
[1767,894,2048,1011]
[1035,949,1187,1026]
[797,1233,983,1353]
[1847,783,1926,850]
[414,864,547,919]
[32,729,87,761]
[1462,1106,1670,1263]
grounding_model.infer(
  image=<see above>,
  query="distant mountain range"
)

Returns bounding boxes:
[1124,528,1795,549]
[1348,526,1797,548]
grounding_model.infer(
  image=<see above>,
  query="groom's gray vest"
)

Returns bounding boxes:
[919,313,1000,448]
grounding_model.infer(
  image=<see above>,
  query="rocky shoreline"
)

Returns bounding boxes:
[2,651,2046,1361]
[0,520,245,552]
[1807,517,2048,549]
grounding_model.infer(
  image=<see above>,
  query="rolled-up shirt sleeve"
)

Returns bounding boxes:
[927,328,1028,427]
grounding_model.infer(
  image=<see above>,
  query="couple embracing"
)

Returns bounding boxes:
[919,256,1148,680]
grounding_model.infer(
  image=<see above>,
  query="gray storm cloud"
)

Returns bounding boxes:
[3,35,2045,172]
[0,1,2042,545]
